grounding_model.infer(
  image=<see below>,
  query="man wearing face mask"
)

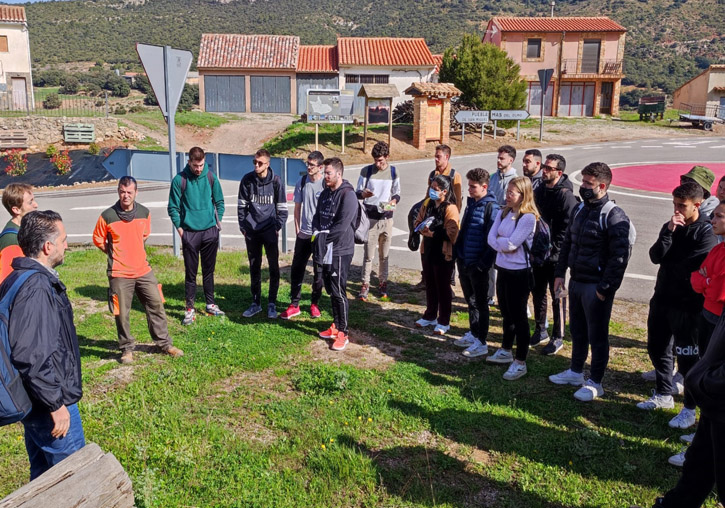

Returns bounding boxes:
[549,162,633,402]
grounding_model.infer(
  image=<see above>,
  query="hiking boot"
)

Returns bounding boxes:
[574,379,604,402]
[462,341,488,358]
[358,283,370,301]
[243,303,262,318]
[668,450,686,467]
[503,361,527,381]
[636,392,675,410]
[669,408,696,429]
[163,346,184,358]
[267,303,278,319]
[280,305,301,320]
[378,282,389,299]
[120,351,133,364]
[454,331,476,347]
[310,304,321,319]
[182,308,196,326]
[486,348,514,364]
[541,338,563,355]
[415,317,438,328]
[331,332,349,351]
[433,324,450,335]
[530,330,549,346]
[319,324,338,339]
[549,368,585,386]
[205,304,225,316]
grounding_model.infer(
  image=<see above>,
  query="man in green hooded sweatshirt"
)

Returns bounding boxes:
[167,146,225,325]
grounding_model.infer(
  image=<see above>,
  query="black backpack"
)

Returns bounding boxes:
[522,217,552,267]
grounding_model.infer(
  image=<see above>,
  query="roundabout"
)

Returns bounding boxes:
[610,163,725,194]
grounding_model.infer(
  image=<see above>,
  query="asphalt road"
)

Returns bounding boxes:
[34,135,725,303]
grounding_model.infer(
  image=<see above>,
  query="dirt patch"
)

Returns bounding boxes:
[87,364,135,398]
[73,297,110,322]
[308,330,397,370]
[610,299,650,330]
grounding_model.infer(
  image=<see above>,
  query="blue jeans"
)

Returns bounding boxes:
[23,403,85,480]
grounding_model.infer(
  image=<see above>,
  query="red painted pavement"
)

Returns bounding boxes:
[611,163,725,194]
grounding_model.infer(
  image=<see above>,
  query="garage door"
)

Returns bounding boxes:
[250,76,291,113]
[204,75,245,113]
[296,74,338,115]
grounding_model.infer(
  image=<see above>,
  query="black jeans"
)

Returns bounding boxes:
[647,299,700,405]
[661,415,725,508]
[289,236,323,307]
[457,260,490,342]
[245,227,280,306]
[569,280,614,384]
[496,266,531,362]
[181,226,219,308]
[532,261,563,337]
[421,256,454,326]
[323,254,353,334]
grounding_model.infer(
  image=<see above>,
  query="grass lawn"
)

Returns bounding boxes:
[0,248,718,507]
[125,110,234,131]
[263,122,393,156]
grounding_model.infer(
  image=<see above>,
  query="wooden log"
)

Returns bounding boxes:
[0,442,134,508]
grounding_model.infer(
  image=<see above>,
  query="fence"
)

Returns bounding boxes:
[0,89,109,118]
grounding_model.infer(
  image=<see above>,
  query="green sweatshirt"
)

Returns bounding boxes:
[167,163,225,231]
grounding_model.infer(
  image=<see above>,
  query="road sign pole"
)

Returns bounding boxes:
[461,122,465,142]
[163,45,180,258]
[539,94,545,142]
[517,120,520,141]
[494,120,497,140]
[341,123,345,154]
[481,122,485,140]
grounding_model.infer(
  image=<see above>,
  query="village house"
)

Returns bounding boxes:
[672,64,725,119]
[0,5,33,111]
[483,16,626,117]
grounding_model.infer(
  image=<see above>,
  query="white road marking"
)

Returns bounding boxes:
[640,145,662,148]
[624,273,656,281]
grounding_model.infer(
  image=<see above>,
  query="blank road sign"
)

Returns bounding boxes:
[136,43,193,117]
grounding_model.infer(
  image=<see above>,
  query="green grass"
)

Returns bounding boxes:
[618,107,682,126]
[0,248,718,507]
[134,136,166,151]
[263,122,392,156]
[125,110,233,131]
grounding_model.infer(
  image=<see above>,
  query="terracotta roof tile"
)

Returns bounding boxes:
[0,5,26,23]
[404,82,461,97]
[432,54,443,74]
[492,17,626,33]
[198,34,299,69]
[298,45,338,72]
[337,37,435,67]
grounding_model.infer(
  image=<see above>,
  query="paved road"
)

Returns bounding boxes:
[35,136,725,303]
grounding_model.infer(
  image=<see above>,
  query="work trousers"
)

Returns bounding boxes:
[647,299,700,405]
[109,271,171,352]
[421,256,454,326]
[661,415,725,508]
[496,266,531,361]
[457,260,490,342]
[532,261,564,338]
[289,236,323,307]
[323,254,353,334]
[245,227,280,306]
[182,226,219,308]
[569,280,614,384]
[362,217,393,285]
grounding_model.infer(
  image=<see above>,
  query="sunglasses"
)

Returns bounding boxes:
[542,164,560,172]
[253,160,268,166]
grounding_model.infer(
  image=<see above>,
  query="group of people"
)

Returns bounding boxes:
[1,142,724,507]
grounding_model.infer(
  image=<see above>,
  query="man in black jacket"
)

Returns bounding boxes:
[532,154,578,354]
[637,182,716,426]
[238,149,288,319]
[312,157,357,351]
[2,211,85,480]
[549,162,632,402]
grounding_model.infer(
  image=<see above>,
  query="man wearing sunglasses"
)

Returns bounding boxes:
[238,149,288,319]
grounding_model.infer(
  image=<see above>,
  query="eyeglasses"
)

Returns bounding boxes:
[542,164,560,172]
[253,160,268,166]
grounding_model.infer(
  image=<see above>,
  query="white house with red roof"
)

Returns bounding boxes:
[483,16,626,117]
[0,5,33,111]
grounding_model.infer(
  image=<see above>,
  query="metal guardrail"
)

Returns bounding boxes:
[561,59,623,75]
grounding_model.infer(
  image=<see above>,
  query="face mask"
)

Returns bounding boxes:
[429,189,440,201]
[579,187,596,202]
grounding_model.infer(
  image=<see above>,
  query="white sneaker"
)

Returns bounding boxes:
[549,369,585,386]
[486,348,514,364]
[636,392,675,410]
[462,342,488,358]
[526,306,532,318]
[574,379,604,402]
[487,297,495,306]
[433,324,450,335]
[673,372,684,395]
[454,331,476,347]
[503,361,527,380]
[415,317,438,328]
[669,408,696,429]
[668,449,686,467]
[680,433,695,444]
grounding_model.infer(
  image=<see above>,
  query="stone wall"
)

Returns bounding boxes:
[0,117,121,150]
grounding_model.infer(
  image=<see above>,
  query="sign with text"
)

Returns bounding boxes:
[307,89,354,124]
[490,110,530,121]
[455,110,490,123]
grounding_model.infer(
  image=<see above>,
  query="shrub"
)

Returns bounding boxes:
[85,83,103,96]
[51,150,72,175]
[128,104,145,113]
[3,149,28,176]
[178,84,199,111]
[88,143,100,155]
[45,144,59,158]
[114,105,127,115]
[43,93,62,109]
[59,76,81,95]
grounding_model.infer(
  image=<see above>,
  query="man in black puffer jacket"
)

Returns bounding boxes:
[549,162,633,402]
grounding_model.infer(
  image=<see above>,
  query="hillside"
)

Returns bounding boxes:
[25,0,725,93]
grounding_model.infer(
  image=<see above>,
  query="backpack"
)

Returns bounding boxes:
[0,228,17,240]
[407,199,426,251]
[181,171,221,230]
[0,269,37,426]
[522,218,553,267]
[428,169,457,206]
[353,197,370,245]
[365,164,397,186]
[574,201,637,258]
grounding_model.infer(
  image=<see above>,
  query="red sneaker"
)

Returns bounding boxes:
[319,323,338,339]
[310,304,321,318]
[280,304,301,320]
[331,332,349,351]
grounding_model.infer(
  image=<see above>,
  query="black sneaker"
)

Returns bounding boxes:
[541,338,563,355]
[530,330,549,346]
